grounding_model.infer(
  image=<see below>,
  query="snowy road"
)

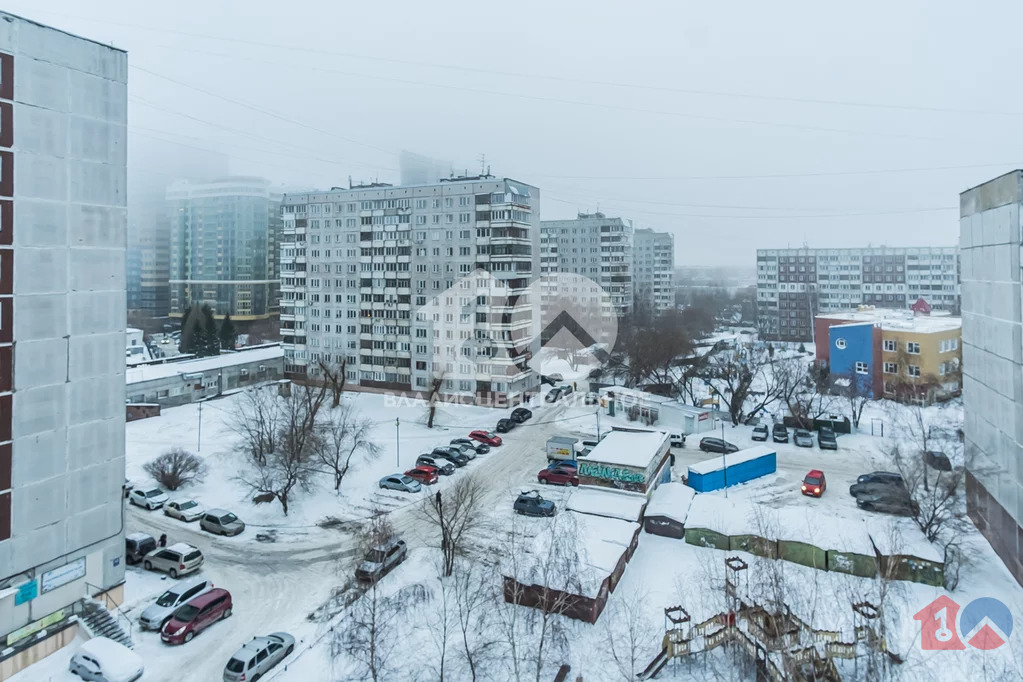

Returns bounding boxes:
[115,397,579,682]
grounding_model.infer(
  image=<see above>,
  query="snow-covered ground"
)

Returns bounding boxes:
[13,353,1023,682]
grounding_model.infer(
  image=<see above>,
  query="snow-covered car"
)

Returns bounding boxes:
[416,454,455,475]
[164,499,205,522]
[224,632,296,682]
[544,388,562,403]
[451,437,490,454]
[432,447,469,466]
[69,636,144,682]
[355,539,408,582]
[514,490,556,517]
[200,509,246,536]
[856,492,918,517]
[139,576,214,631]
[161,588,232,645]
[143,543,204,579]
[379,474,422,493]
[445,442,477,460]
[129,487,168,510]
[793,429,814,448]
[125,532,156,565]
[751,424,769,441]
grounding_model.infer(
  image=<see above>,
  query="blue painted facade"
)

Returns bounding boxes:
[828,322,875,399]
[687,449,777,492]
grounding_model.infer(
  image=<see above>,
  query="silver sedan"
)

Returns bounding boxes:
[164,499,205,522]
[378,474,422,493]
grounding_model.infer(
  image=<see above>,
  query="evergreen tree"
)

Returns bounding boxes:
[201,304,220,357]
[178,304,193,353]
[219,312,237,351]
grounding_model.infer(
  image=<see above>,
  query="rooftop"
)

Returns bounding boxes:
[819,307,961,333]
[126,345,283,384]
[566,488,647,522]
[583,429,669,469]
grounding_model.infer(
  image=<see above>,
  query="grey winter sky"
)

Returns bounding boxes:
[15,0,1023,265]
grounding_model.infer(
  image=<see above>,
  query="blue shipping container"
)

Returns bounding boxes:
[686,446,777,492]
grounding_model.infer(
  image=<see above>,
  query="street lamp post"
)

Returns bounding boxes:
[395,417,401,468]
[721,418,728,499]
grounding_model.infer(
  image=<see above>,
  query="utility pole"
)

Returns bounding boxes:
[197,399,203,453]
[395,417,401,468]
[595,406,601,440]
[721,418,728,499]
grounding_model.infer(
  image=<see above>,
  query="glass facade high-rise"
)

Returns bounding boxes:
[168,177,281,320]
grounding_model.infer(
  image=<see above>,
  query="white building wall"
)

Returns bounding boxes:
[0,12,127,640]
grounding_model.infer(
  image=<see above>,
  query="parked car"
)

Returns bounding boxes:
[540,375,558,386]
[469,429,502,446]
[584,392,599,405]
[818,427,838,450]
[143,543,204,579]
[558,384,574,396]
[924,450,953,472]
[431,447,469,467]
[223,632,296,682]
[416,454,455,475]
[546,459,577,469]
[140,576,214,631]
[538,465,579,487]
[164,499,205,522]
[201,510,245,537]
[772,423,789,443]
[544,388,562,403]
[793,429,814,448]
[161,588,233,645]
[511,407,533,423]
[699,437,739,454]
[669,432,686,448]
[514,490,556,517]
[129,487,168,510]
[125,532,156,566]
[379,474,422,493]
[445,442,477,460]
[69,636,144,682]
[855,471,905,488]
[801,470,827,497]
[751,424,769,441]
[355,539,408,582]
[856,492,919,517]
[495,418,517,433]
[451,437,490,454]
[404,466,439,485]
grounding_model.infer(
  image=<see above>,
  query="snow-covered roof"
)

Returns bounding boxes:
[518,512,640,598]
[125,346,283,384]
[584,429,669,469]
[819,309,961,333]
[645,482,696,522]
[167,542,196,554]
[567,487,647,522]
[688,445,774,475]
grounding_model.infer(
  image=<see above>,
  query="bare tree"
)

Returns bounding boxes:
[419,475,487,577]
[701,347,781,425]
[773,356,835,428]
[230,385,284,466]
[236,383,328,515]
[427,370,446,428]
[835,370,874,429]
[143,448,207,490]
[452,561,500,682]
[317,358,347,408]
[602,588,659,681]
[315,403,380,492]
[889,443,968,544]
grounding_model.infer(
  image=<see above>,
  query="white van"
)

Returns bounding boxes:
[669,433,686,448]
[69,637,144,682]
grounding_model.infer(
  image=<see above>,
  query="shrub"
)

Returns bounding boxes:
[143,448,207,490]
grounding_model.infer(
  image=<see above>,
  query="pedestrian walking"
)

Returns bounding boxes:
[159,533,167,548]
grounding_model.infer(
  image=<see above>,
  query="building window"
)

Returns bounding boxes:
[907,365,921,377]
[834,338,846,350]
[855,361,868,374]
[906,341,920,354]
[883,339,896,352]
[883,362,897,374]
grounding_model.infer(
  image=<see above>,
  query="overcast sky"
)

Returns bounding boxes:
[14,1,1023,265]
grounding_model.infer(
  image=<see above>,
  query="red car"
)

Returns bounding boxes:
[469,430,502,447]
[538,465,579,487]
[405,466,439,485]
[161,588,232,644]
[801,469,827,498]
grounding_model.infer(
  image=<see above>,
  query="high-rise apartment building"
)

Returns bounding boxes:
[279,176,541,405]
[0,13,128,675]
[127,200,170,319]
[960,170,1023,585]
[633,228,675,316]
[756,246,960,341]
[540,212,634,318]
[168,177,281,321]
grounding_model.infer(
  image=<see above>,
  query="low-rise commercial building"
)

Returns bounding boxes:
[577,429,671,496]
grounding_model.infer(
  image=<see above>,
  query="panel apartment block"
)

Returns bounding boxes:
[540,212,634,318]
[633,228,674,316]
[279,177,541,406]
[756,246,960,341]
[0,10,127,660]
[959,170,1023,585]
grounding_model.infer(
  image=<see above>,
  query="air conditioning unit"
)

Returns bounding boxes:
[258,365,267,371]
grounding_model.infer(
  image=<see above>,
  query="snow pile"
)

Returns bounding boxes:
[645,481,695,522]
[566,487,647,522]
